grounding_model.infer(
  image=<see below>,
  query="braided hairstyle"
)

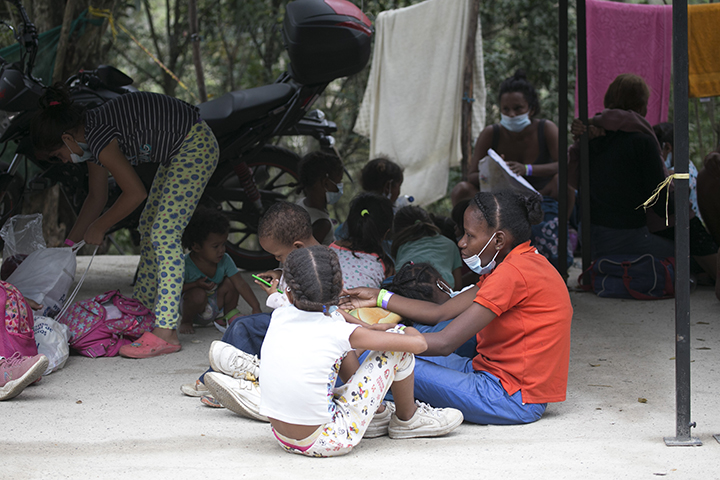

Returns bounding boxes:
[283,245,344,314]
[344,192,394,275]
[498,69,540,118]
[182,206,230,250]
[386,262,446,326]
[469,191,543,248]
[360,157,404,193]
[30,83,86,155]
[391,205,440,258]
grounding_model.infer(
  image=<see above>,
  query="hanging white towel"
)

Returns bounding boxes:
[354,0,485,206]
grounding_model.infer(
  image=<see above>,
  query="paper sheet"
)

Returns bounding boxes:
[477,148,540,197]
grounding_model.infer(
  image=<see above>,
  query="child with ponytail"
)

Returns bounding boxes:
[329,193,394,289]
[342,191,573,426]
[31,85,218,358]
[205,245,463,457]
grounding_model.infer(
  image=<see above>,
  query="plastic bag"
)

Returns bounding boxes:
[6,242,82,318]
[33,315,70,374]
[0,214,46,280]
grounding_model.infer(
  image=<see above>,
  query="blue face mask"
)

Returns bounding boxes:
[63,139,93,164]
[462,232,499,275]
[326,182,343,205]
[500,112,531,133]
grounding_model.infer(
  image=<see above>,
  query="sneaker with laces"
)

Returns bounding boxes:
[208,341,261,380]
[388,401,463,439]
[180,379,210,397]
[204,372,268,422]
[364,402,396,438]
[0,353,49,401]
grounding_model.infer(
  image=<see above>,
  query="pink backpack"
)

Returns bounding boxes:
[0,280,38,358]
[57,290,155,358]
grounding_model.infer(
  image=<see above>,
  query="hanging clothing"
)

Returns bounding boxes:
[688,3,720,98]
[354,0,485,206]
[577,0,672,125]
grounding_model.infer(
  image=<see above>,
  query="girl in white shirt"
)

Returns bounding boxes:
[258,245,463,457]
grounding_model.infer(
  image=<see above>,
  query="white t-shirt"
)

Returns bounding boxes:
[259,305,360,425]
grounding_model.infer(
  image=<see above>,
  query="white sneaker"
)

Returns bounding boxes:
[364,402,396,438]
[180,379,209,397]
[208,341,260,380]
[388,401,463,439]
[204,372,268,422]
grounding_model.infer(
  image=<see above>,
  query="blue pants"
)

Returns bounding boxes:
[413,353,547,425]
[531,197,574,268]
[199,312,271,383]
[413,320,477,359]
[591,224,675,259]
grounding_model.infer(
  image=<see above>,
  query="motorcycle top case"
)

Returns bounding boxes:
[283,0,373,86]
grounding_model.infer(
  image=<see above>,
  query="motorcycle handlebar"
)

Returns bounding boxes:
[10,0,32,27]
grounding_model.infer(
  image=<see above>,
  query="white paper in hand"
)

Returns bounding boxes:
[478,149,540,197]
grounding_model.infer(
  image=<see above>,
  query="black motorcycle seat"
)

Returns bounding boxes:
[198,83,296,138]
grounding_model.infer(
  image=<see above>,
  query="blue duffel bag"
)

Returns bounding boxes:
[579,254,675,300]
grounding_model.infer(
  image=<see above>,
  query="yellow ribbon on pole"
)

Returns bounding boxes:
[88,6,199,102]
[637,173,691,226]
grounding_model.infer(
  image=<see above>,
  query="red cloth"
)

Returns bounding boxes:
[472,241,573,404]
[576,0,672,125]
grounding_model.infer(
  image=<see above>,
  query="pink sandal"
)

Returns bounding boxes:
[119,332,181,359]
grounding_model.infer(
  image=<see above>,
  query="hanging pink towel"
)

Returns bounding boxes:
[576,0,672,125]
[688,3,720,98]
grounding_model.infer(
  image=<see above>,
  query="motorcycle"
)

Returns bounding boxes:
[0,0,372,270]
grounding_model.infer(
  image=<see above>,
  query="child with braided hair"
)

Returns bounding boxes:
[204,245,463,457]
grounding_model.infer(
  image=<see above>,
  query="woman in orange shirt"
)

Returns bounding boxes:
[343,191,573,424]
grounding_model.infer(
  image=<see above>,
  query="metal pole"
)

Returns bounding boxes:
[558,0,569,280]
[577,0,591,282]
[664,0,701,447]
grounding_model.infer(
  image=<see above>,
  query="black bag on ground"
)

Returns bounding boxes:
[579,254,675,300]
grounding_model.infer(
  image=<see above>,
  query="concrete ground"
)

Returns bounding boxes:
[2,255,719,479]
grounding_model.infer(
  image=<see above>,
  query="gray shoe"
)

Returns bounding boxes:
[364,402,395,438]
[204,372,268,422]
[388,401,463,439]
[208,341,260,380]
[180,379,209,397]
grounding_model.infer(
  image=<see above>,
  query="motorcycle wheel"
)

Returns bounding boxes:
[204,145,301,271]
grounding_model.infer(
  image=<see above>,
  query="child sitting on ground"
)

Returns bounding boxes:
[336,157,405,242]
[203,245,463,457]
[180,201,320,404]
[296,151,344,245]
[387,262,477,358]
[330,193,394,289]
[180,207,261,334]
[392,206,463,290]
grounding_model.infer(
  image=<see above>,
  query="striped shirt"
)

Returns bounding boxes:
[85,92,200,167]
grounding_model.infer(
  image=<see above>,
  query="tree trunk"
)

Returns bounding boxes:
[188,0,207,102]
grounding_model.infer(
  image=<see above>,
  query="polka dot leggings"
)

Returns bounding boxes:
[133,121,218,329]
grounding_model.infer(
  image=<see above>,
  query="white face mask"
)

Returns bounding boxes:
[500,112,531,133]
[63,138,93,164]
[325,182,343,205]
[664,152,673,169]
[462,232,499,275]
